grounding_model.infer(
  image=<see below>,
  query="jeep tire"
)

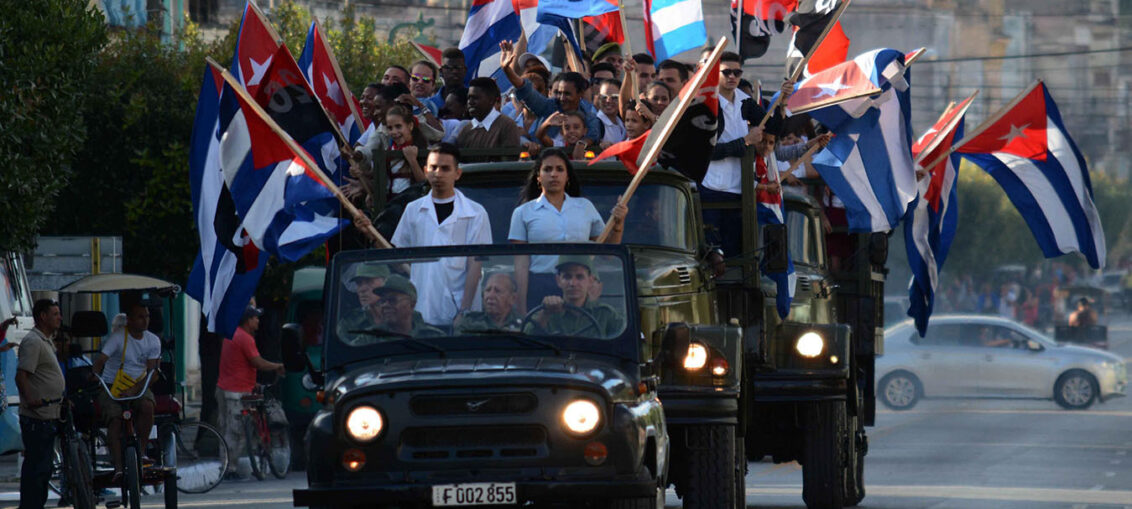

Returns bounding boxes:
[802,400,846,509]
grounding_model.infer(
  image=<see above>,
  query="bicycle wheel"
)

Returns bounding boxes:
[65,438,97,509]
[48,437,64,495]
[242,415,267,481]
[124,445,142,509]
[172,421,228,494]
[266,428,291,479]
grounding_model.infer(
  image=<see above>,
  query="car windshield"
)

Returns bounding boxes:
[459,182,695,251]
[330,248,632,355]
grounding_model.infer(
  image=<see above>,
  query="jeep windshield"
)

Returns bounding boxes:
[326,244,639,369]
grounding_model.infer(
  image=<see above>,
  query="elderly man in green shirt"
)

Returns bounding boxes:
[372,275,446,338]
[454,272,523,333]
[525,256,624,338]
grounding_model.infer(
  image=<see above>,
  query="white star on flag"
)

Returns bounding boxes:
[323,73,344,106]
[246,56,273,86]
[999,123,1029,144]
[813,77,853,99]
[917,127,938,146]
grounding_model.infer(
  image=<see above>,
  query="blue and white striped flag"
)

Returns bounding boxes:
[644,0,708,62]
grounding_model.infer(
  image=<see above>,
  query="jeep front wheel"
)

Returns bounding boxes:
[681,425,739,509]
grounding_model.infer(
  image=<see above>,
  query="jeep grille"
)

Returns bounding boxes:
[401,425,547,460]
[410,392,538,416]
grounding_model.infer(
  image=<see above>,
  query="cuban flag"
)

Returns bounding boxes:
[298,21,368,145]
[644,0,707,62]
[756,157,797,318]
[513,1,559,67]
[186,66,268,338]
[802,48,917,232]
[460,0,524,90]
[903,94,974,336]
[216,64,344,264]
[231,1,280,98]
[955,81,1106,269]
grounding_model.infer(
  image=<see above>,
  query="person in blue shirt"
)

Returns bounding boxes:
[508,148,627,312]
[426,48,468,113]
[498,40,603,147]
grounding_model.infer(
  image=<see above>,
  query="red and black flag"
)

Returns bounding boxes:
[730,0,796,61]
[785,0,849,77]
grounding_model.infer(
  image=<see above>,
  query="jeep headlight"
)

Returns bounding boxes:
[683,343,709,370]
[795,332,824,358]
[345,406,384,443]
[562,399,601,436]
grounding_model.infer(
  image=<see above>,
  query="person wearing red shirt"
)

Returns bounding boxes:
[216,306,284,479]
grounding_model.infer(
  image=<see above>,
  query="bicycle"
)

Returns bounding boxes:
[50,393,97,509]
[153,380,229,494]
[94,371,177,509]
[239,381,291,480]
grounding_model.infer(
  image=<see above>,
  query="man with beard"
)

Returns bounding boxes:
[455,273,523,333]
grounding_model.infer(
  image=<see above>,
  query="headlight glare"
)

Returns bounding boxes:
[796,332,824,358]
[683,343,709,370]
[562,399,601,435]
[346,406,384,442]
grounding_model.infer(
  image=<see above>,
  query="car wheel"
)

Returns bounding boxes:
[1054,370,1097,410]
[878,371,921,411]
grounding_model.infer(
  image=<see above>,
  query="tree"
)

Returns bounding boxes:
[0,0,106,251]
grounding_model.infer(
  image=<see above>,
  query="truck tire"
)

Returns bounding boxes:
[843,414,865,507]
[681,425,739,509]
[734,436,747,509]
[802,400,846,509]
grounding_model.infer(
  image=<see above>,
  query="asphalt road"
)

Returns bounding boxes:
[5,320,1130,509]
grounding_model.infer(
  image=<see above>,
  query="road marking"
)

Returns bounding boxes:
[745,484,1132,504]
[879,408,1132,417]
[1113,459,1123,465]
[1090,484,1105,490]
[143,498,294,507]
[1118,450,1128,456]
[873,441,1132,451]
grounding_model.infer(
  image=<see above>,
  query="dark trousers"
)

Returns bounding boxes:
[700,188,744,257]
[19,415,56,509]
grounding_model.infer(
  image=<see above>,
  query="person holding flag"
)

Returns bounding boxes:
[498,40,603,147]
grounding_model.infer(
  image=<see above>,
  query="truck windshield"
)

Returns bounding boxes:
[460,183,695,251]
[332,252,631,349]
[785,210,823,267]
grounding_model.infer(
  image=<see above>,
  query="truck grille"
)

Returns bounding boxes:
[401,425,547,460]
[676,266,692,284]
[410,393,537,416]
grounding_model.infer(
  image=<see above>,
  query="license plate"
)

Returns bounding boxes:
[432,482,517,506]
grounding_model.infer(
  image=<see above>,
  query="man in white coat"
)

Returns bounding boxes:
[391,143,492,326]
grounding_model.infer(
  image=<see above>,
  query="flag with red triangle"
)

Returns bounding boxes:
[298,21,369,144]
[231,2,281,98]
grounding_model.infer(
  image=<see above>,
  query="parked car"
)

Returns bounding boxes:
[878,314,1127,410]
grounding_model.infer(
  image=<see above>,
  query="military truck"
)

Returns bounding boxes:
[457,150,883,509]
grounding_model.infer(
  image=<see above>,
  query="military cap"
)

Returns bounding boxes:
[352,263,391,280]
[373,274,417,301]
[592,42,622,64]
[555,255,594,274]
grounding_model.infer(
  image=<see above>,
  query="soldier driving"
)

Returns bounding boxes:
[525,256,624,337]
[372,275,445,338]
[454,272,523,333]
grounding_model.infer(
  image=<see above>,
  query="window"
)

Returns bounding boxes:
[785,210,822,266]
[912,324,962,346]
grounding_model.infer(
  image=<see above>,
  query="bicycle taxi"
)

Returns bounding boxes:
[54,273,228,508]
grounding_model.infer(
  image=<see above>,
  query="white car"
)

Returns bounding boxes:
[877,315,1127,410]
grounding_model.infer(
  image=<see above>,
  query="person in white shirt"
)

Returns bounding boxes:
[391,143,493,326]
[92,302,162,476]
[594,79,626,148]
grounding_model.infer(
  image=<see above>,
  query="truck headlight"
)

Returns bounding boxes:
[683,343,709,370]
[795,332,824,358]
[345,406,384,443]
[562,399,601,436]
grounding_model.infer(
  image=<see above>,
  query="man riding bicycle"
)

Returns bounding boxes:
[216,306,285,479]
[91,301,161,483]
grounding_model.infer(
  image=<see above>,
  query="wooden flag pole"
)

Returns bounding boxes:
[785,142,822,174]
[617,2,638,94]
[756,0,853,128]
[313,16,366,145]
[917,80,1040,174]
[206,58,391,249]
[595,38,729,242]
[563,33,586,74]
[912,90,978,167]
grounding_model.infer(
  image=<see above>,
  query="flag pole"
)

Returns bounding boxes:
[917,80,1040,174]
[912,90,978,167]
[734,0,742,59]
[206,58,392,249]
[785,142,822,174]
[595,37,729,243]
[248,1,284,44]
[617,1,638,95]
[756,0,852,128]
[314,16,366,144]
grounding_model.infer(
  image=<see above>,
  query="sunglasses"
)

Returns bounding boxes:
[597,93,618,101]
[410,74,434,83]
[721,69,743,78]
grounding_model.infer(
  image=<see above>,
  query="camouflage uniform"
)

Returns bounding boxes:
[453,311,523,333]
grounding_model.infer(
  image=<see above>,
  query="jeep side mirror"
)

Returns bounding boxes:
[660,323,691,367]
[280,324,307,372]
[868,232,888,266]
[301,373,320,391]
[763,224,789,273]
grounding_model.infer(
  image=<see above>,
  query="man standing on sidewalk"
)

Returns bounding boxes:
[216,306,285,479]
[15,299,65,509]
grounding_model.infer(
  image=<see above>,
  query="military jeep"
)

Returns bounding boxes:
[291,243,668,509]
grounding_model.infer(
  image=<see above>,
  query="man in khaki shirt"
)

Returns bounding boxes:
[15,299,65,509]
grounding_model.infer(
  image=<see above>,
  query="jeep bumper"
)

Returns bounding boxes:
[293,477,656,506]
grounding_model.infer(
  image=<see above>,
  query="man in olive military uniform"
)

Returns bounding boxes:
[454,272,523,333]
[337,263,391,343]
[526,256,624,337]
[373,275,446,338]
